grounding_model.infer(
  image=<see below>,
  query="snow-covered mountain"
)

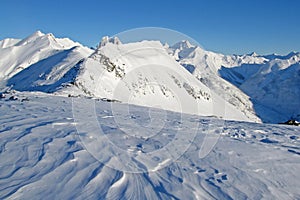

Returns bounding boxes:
[168,41,300,123]
[0,32,257,122]
[0,31,92,81]
[219,52,300,123]
[1,31,300,199]
[238,53,300,122]
[1,31,299,123]
[68,37,254,121]
[168,41,263,122]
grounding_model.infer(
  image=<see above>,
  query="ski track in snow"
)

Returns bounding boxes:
[0,92,300,199]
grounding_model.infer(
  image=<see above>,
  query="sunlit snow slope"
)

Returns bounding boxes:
[71,38,253,121]
[0,31,92,85]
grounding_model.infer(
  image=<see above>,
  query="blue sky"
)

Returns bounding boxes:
[1,0,300,55]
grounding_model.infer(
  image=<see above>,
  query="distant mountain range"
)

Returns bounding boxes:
[1,31,299,123]
[169,40,300,123]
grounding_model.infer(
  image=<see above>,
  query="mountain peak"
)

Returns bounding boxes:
[99,36,122,47]
[33,30,45,37]
[171,40,194,50]
[16,30,45,46]
[247,52,258,57]
[264,51,300,60]
[286,51,299,57]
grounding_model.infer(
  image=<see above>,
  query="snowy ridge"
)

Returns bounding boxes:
[0,31,92,80]
[239,53,300,122]
[168,41,300,123]
[168,42,262,122]
[218,52,300,122]
[99,36,122,47]
[0,38,21,49]
[0,31,299,123]
[70,38,253,121]
[7,46,88,93]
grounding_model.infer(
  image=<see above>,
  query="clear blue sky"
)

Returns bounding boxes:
[1,0,299,55]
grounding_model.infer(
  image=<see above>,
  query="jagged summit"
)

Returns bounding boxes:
[99,36,122,47]
[16,30,45,46]
[263,51,300,60]
[247,52,258,57]
[168,40,200,61]
[30,30,45,38]
[171,40,195,50]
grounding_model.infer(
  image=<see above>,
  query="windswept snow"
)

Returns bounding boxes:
[0,92,299,199]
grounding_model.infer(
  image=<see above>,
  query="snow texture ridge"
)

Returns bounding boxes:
[0,92,299,199]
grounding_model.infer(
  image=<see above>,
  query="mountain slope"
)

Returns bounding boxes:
[7,46,89,93]
[239,54,300,122]
[218,52,300,123]
[168,41,262,122]
[0,38,21,48]
[69,38,254,121]
[169,41,300,123]
[0,31,92,81]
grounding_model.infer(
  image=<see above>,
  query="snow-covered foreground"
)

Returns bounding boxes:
[1,92,300,199]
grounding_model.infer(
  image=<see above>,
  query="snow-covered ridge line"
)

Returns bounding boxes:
[0,32,256,122]
[0,31,93,80]
[1,31,299,123]
[168,40,300,123]
[72,36,257,121]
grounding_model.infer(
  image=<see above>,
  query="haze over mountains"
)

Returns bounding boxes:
[1,31,299,123]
